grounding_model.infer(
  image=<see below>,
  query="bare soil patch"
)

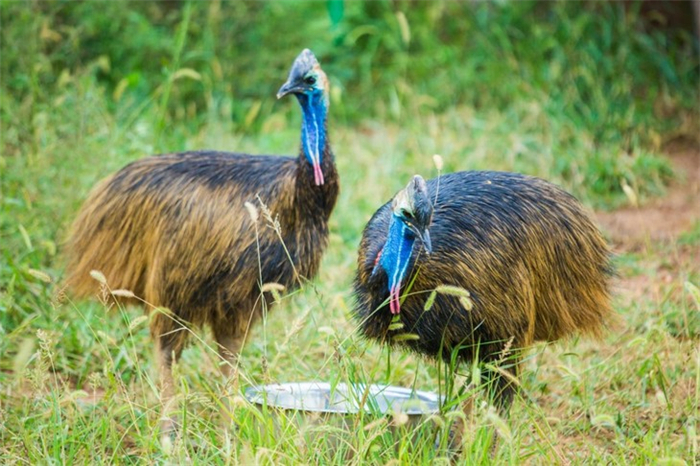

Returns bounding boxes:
[595,141,700,303]
[596,141,700,249]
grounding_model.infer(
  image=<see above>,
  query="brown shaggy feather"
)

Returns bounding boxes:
[64,147,338,433]
[64,48,338,437]
[65,149,338,345]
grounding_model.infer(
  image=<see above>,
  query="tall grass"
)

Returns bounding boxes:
[1,1,699,464]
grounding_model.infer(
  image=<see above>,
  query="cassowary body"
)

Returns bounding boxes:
[353,171,613,407]
[64,49,338,433]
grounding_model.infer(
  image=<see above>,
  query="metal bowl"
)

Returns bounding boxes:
[245,382,442,416]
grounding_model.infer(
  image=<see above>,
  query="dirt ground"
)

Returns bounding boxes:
[595,140,700,247]
[595,140,700,301]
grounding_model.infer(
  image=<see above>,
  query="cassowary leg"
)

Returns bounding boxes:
[447,362,520,457]
[446,391,474,453]
[152,314,187,442]
[213,326,245,427]
[484,359,520,413]
[213,327,244,380]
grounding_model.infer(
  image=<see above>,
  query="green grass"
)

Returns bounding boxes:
[1,1,699,464]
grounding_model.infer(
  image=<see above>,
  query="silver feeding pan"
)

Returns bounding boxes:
[245,382,442,416]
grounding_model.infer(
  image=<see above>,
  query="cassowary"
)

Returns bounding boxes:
[64,49,338,434]
[352,172,613,409]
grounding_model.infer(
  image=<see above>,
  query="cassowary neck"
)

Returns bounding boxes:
[292,91,337,221]
[378,216,417,314]
[297,91,329,186]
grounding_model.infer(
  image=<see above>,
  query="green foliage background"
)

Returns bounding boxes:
[0,1,699,464]
[4,1,698,178]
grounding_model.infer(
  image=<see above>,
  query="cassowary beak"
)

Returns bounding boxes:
[407,224,432,255]
[277,81,302,99]
[419,229,432,254]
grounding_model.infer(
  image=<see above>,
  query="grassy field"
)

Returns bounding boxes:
[1,1,699,464]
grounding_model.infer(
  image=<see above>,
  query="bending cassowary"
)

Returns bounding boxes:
[64,49,338,433]
[352,172,613,408]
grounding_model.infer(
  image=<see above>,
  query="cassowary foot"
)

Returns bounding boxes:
[159,416,180,452]
[432,412,465,453]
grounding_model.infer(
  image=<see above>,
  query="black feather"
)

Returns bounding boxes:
[353,170,614,408]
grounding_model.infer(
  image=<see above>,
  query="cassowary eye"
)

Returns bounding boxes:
[304,76,317,85]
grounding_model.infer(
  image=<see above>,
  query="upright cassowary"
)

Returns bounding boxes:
[64,49,338,433]
[353,172,613,409]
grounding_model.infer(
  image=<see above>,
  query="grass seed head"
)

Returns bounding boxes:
[27,268,52,283]
[244,201,259,222]
[392,333,420,342]
[459,296,474,311]
[423,289,437,311]
[485,406,512,443]
[391,410,409,427]
[128,315,149,331]
[435,284,471,298]
[111,289,135,298]
[89,270,107,285]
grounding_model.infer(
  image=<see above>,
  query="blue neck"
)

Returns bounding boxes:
[296,91,328,169]
[379,215,417,294]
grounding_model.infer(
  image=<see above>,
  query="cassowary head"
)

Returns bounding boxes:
[374,175,434,315]
[277,49,329,100]
[392,175,433,252]
[277,48,330,186]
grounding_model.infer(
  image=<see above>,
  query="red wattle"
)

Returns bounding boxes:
[373,247,383,268]
[389,284,401,315]
[313,163,324,186]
